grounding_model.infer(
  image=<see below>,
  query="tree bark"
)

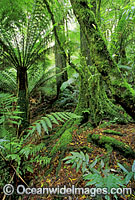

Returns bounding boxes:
[70,0,135,120]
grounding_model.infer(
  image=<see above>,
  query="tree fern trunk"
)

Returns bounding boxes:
[17,66,29,135]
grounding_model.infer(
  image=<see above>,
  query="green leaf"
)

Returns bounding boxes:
[72,162,77,169]
[71,151,82,158]
[101,159,104,168]
[125,172,133,184]
[27,126,36,138]
[85,174,101,186]
[90,158,98,168]
[77,159,82,172]
[80,151,85,160]
[36,123,41,135]
[26,166,33,173]
[43,117,52,129]
[62,156,73,161]
[65,160,73,164]
[57,112,68,120]
[47,114,59,125]
[117,163,128,173]
[82,162,87,173]
[132,160,135,172]
[9,120,19,125]
[85,153,89,164]
[52,113,64,122]
[41,120,49,134]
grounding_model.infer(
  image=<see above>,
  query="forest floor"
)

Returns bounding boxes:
[23,113,135,200]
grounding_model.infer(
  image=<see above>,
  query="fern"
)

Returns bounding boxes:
[26,112,81,138]
[0,92,22,126]
[63,151,89,173]
[19,142,51,170]
[118,161,135,184]
[0,138,8,149]
[19,143,45,158]
[30,155,51,166]
[0,70,16,94]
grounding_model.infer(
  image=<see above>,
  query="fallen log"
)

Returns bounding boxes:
[87,133,135,158]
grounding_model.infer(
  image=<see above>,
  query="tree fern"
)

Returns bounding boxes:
[0,92,22,126]
[26,112,81,138]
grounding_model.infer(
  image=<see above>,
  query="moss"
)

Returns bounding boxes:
[71,0,135,120]
[80,146,93,153]
[103,129,123,136]
[105,144,113,154]
[51,120,74,141]
[67,145,93,153]
[88,133,135,158]
[91,133,100,141]
[50,130,72,156]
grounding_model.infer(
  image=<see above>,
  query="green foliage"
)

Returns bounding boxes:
[30,155,51,166]
[0,70,16,94]
[118,160,135,184]
[0,91,52,186]
[0,92,22,127]
[29,63,56,97]
[60,73,79,91]
[27,112,80,137]
[0,156,10,187]
[55,87,79,109]
[0,138,7,149]
[50,130,72,155]
[84,173,124,200]
[0,135,51,180]
[63,151,89,173]
[84,172,124,188]
[0,61,56,99]
[63,151,126,200]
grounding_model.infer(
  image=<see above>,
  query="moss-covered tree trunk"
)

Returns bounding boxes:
[80,25,92,66]
[70,0,135,120]
[17,66,29,135]
[44,0,119,126]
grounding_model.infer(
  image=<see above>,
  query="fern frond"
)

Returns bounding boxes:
[0,70,16,94]
[27,112,81,137]
[0,92,22,126]
[19,142,45,158]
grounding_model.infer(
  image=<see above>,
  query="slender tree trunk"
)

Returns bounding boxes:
[17,66,29,135]
[55,40,68,98]
[70,0,135,120]
[55,20,68,98]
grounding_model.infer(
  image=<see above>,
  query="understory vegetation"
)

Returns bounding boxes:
[0,0,135,200]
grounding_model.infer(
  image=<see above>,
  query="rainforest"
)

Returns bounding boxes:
[0,0,135,200]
